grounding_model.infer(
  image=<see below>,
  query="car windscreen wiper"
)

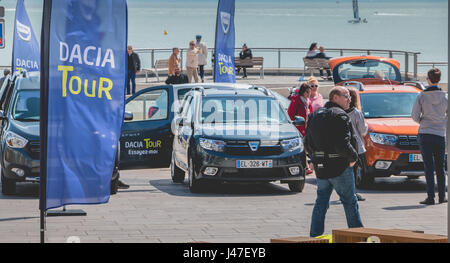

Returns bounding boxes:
[14,118,40,122]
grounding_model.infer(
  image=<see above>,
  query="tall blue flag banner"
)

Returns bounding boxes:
[214,0,235,83]
[41,0,127,210]
[12,0,40,72]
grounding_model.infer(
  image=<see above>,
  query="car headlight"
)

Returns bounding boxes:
[199,138,225,152]
[369,133,398,146]
[5,131,28,148]
[281,137,303,152]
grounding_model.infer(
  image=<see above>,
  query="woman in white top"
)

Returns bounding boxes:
[306,42,318,57]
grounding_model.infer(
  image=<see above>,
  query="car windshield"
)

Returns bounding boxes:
[360,92,418,118]
[337,59,400,82]
[13,90,40,121]
[201,97,289,124]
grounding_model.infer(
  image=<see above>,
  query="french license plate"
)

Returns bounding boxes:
[237,160,273,169]
[409,154,423,163]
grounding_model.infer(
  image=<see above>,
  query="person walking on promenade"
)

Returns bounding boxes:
[288,83,313,175]
[168,47,180,76]
[346,88,368,202]
[412,68,448,205]
[305,86,363,237]
[127,45,141,95]
[307,76,324,112]
[186,40,200,83]
[237,44,253,79]
[165,66,189,85]
[196,35,208,83]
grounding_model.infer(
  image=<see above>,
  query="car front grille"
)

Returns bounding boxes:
[225,140,283,156]
[397,135,419,150]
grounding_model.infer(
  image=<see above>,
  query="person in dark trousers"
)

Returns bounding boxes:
[127,45,141,95]
[305,86,363,237]
[314,46,333,80]
[346,88,368,201]
[236,44,252,78]
[165,67,189,85]
[412,68,448,205]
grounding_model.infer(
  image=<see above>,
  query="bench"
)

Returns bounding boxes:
[302,57,330,79]
[235,57,264,79]
[143,59,169,83]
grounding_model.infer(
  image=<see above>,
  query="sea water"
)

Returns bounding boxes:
[0,0,447,80]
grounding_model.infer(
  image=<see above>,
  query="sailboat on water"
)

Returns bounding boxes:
[348,0,367,23]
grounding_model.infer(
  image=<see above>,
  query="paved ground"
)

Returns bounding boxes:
[0,167,447,243]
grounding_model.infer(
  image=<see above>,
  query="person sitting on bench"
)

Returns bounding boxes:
[236,44,252,79]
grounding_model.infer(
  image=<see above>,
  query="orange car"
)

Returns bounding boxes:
[329,56,432,188]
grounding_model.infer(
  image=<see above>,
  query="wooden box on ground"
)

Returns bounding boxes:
[332,228,448,243]
[270,237,329,243]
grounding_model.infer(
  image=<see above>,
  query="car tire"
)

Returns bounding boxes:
[354,155,374,189]
[188,156,202,193]
[288,179,305,193]
[1,170,16,195]
[171,152,185,183]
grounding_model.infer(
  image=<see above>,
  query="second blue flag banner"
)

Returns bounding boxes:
[42,0,127,210]
[214,0,236,83]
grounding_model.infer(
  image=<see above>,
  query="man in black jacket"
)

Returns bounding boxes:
[165,67,189,85]
[127,45,141,95]
[305,86,363,237]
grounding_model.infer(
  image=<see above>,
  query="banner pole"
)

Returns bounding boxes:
[213,0,221,82]
[39,0,52,244]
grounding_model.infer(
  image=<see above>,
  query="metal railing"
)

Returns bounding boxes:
[134,47,422,80]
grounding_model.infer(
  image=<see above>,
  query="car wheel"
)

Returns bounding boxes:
[288,178,305,193]
[1,170,16,195]
[171,152,185,183]
[354,155,374,189]
[188,157,202,193]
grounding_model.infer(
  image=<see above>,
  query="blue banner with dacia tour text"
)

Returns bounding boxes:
[214,0,235,83]
[45,0,127,210]
[12,0,40,72]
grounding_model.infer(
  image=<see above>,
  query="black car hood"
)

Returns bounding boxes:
[197,123,300,141]
[8,119,40,141]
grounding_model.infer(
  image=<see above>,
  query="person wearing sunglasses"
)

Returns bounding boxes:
[305,86,363,237]
[307,76,325,112]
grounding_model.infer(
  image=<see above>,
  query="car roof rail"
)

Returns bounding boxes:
[191,86,205,96]
[343,81,365,91]
[402,81,425,91]
[249,86,270,96]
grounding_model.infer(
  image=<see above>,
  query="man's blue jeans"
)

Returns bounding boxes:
[418,133,446,200]
[127,70,136,95]
[310,167,363,237]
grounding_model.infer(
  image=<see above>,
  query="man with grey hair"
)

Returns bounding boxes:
[305,86,363,237]
[0,69,11,87]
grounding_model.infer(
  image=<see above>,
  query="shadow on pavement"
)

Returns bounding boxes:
[149,179,299,197]
[382,205,429,211]
[0,216,39,222]
[0,183,39,200]
[358,177,428,194]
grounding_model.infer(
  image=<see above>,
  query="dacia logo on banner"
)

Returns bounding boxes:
[16,20,31,42]
[220,11,231,34]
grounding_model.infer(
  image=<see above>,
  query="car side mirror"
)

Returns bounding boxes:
[0,110,5,120]
[293,116,305,126]
[124,111,133,121]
